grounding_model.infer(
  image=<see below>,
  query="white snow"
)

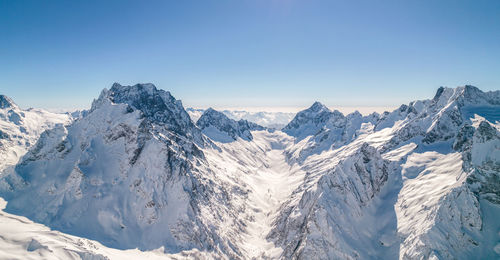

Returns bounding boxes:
[0,197,214,260]
[396,152,482,259]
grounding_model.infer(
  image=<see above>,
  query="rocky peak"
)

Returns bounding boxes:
[475,120,498,142]
[91,83,198,139]
[429,86,459,108]
[282,102,338,138]
[432,86,446,101]
[461,119,500,205]
[0,95,16,109]
[309,101,329,113]
[460,85,500,105]
[196,108,265,142]
[197,108,224,122]
[347,110,362,119]
[431,85,499,109]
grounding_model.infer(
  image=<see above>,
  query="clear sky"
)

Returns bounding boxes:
[1,0,499,111]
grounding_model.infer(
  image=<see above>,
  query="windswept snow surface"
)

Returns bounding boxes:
[0,84,499,259]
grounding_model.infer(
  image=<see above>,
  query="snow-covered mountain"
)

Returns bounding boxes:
[0,95,73,174]
[269,85,500,259]
[196,108,266,142]
[0,83,253,258]
[283,101,380,162]
[187,107,296,129]
[0,84,498,259]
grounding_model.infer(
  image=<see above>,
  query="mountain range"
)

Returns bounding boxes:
[186,108,296,129]
[0,83,498,260]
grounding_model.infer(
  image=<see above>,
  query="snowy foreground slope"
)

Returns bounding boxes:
[0,84,499,260]
[0,197,215,260]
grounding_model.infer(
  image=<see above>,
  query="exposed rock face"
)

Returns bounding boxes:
[463,121,500,204]
[0,95,15,109]
[95,83,203,143]
[196,107,265,142]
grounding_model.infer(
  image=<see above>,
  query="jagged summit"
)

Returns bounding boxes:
[282,101,345,140]
[308,101,329,113]
[459,85,500,105]
[432,86,446,101]
[374,85,500,149]
[196,107,265,142]
[431,85,500,108]
[0,95,16,109]
[92,83,199,140]
[282,85,500,160]
[283,101,380,159]
[201,107,219,116]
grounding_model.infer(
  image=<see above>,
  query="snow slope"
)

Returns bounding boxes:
[0,197,216,260]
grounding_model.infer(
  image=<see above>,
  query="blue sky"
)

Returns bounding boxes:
[1,0,499,110]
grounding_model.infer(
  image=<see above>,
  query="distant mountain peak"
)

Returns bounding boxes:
[204,107,217,114]
[432,86,446,101]
[308,101,330,112]
[196,108,265,142]
[0,95,16,109]
[282,101,338,139]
